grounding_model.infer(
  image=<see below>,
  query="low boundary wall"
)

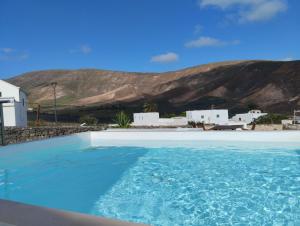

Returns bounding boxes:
[3,126,104,145]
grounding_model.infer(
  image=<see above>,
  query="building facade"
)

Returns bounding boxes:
[186,110,229,124]
[132,112,188,127]
[0,80,28,127]
[231,110,267,124]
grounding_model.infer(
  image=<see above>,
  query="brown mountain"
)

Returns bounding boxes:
[7,60,300,122]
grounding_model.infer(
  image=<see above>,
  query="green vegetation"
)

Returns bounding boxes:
[79,115,98,125]
[162,112,186,118]
[179,112,186,117]
[255,113,288,124]
[162,113,177,118]
[143,102,158,113]
[246,103,259,111]
[115,111,131,128]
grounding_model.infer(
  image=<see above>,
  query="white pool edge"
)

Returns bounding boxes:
[89,130,300,147]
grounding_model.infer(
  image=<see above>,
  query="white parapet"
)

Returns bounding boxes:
[90,130,300,147]
[132,112,188,127]
[231,110,267,124]
[186,110,229,124]
[132,112,159,126]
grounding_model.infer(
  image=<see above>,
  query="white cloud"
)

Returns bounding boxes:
[185,36,224,48]
[239,0,287,22]
[282,57,293,61]
[198,0,287,23]
[70,44,92,54]
[0,48,29,61]
[199,0,262,9]
[194,24,203,34]
[80,45,92,54]
[185,36,239,48]
[19,53,29,60]
[151,52,179,63]
[0,48,15,53]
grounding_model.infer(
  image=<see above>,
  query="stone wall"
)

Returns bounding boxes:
[283,124,300,130]
[3,126,105,145]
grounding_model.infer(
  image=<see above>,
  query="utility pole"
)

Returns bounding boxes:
[51,82,58,123]
[36,103,41,126]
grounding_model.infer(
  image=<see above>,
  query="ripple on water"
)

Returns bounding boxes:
[91,146,300,226]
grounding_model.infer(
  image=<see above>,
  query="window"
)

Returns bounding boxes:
[0,92,2,97]
[216,114,220,118]
[201,115,204,119]
[239,118,242,121]
[22,98,25,106]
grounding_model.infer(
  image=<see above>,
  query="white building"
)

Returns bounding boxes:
[186,110,229,125]
[0,80,28,127]
[231,110,267,124]
[132,112,188,127]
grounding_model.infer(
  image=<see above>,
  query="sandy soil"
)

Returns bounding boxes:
[252,124,283,131]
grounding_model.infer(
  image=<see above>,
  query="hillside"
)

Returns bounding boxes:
[7,60,300,122]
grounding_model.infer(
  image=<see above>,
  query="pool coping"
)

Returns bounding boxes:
[0,199,147,226]
[90,130,300,144]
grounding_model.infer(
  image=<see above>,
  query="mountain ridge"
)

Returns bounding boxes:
[7,60,300,121]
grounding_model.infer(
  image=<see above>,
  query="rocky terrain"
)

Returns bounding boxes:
[7,60,300,122]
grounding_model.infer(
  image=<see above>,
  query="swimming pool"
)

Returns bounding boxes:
[0,131,300,225]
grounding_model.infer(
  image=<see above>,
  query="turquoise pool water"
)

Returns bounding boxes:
[0,135,300,225]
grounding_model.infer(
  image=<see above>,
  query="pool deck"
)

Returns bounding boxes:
[0,199,147,226]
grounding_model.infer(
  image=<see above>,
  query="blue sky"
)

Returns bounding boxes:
[0,0,299,78]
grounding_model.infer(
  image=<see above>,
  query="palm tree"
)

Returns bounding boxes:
[143,102,158,112]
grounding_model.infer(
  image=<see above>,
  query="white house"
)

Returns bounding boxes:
[132,112,188,127]
[186,110,229,125]
[0,80,28,127]
[133,112,160,126]
[231,110,267,124]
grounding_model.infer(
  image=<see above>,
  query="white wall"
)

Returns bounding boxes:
[157,117,188,126]
[0,80,27,127]
[186,110,229,124]
[0,80,20,101]
[132,112,188,127]
[90,131,300,147]
[133,112,160,126]
[15,91,28,127]
[2,103,16,127]
[231,110,267,124]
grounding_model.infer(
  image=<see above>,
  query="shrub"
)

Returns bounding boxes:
[115,111,131,128]
[162,113,177,118]
[255,113,288,124]
[188,121,196,128]
[143,102,158,112]
[188,121,205,129]
[246,103,259,111]
[162,112,186,118]
[79,115,98,125]
[179,112,186,117]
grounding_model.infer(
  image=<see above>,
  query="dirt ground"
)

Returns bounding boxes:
[253,124,283,131]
